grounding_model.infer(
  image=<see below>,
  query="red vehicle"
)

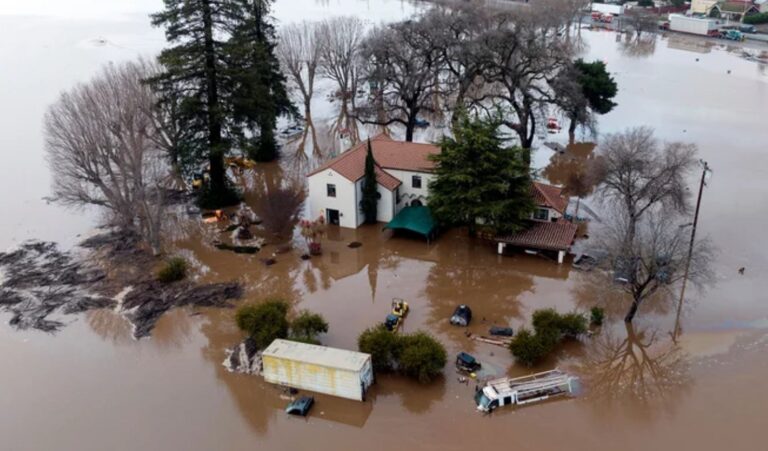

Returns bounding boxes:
[591,12,614,23]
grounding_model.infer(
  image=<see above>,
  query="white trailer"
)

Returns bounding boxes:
[475,369,578,412]
[669,14,722,36]
[591,3,624,16]
[262,339,374,401]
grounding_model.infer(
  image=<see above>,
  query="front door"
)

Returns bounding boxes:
[327,209,340,226]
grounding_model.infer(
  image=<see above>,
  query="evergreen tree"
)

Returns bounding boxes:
[151,0,243,207]
[361,140,378,223]
[229,0,294,162]
[428,111,534,236]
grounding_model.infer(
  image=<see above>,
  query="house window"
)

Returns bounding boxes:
[534,208,549,221]
[327,184,336,198]
[396,187,401,204]
[412,175,422,189]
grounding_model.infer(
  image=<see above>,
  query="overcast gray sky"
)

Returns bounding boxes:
[0,0,161,18]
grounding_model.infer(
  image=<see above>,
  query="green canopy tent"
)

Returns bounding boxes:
[384,206,437,242]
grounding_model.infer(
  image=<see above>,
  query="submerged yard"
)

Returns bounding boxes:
[1,1,767,450]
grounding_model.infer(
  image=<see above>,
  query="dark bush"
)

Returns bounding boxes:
[196,182,241,210]
[509,328,554,367]
[290,310,329,345]
[357,328,447,382]
[558,313,588,338]
[235,299,290,349]
[590,307,605,326]
[397,332,447,383]
[156,257,188,283]
[358,325,401,372]
[510,309,588,366]
[744,13,768,25]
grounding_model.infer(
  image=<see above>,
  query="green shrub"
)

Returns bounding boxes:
[156,257,188,283]
[235,299,290,349]
[358,325,401,372]
[590,307,605,327]
[744,13,768,25]
[290,310,329,344]
[397,332,447,384]
[357,327,447,382]
[509,328,554,367]
[558,313,588,338]
[532,308,562,335]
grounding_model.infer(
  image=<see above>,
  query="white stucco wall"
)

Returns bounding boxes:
[354,179,396,224]
[308,169,359,229]
[386,169,435,209]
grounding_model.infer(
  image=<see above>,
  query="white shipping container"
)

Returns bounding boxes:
[262,339,374,401]
[669,14,721,36]
[592,3,624,16]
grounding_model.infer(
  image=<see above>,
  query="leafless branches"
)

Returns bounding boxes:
[278,21,323,157]
[591,127,697,242]
[45,60,172,254]
[595,209,714,322]
[318,16,366,145]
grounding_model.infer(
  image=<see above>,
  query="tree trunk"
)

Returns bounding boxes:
[201,0,225,198]
[624,296,641,323]
[405,114,416,142]
[568,117,577,146]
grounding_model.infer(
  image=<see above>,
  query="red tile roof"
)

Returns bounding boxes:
[496,221,578,252]
[532,182,569,214]
[307,134,440,191]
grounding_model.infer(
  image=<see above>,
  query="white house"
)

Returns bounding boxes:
[307,134,439,228]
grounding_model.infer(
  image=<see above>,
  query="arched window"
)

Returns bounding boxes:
[411,199,423,207]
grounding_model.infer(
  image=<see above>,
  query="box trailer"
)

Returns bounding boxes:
[262,339,374,401]
[669,14,722,36]
[591,3,624,16]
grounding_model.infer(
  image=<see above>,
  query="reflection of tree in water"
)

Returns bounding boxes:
[542,143,599,208]
[374,374,447,414]
[577,322,691,421]
[619,33,657,58]
[199,308,282,435]
[86,303,196,348]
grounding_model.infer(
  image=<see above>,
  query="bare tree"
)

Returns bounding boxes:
[596,210,713,323]
[45,60,172,254]
[623,9,659,42]
[477,10,576,165]
[359,19,443,142]
[278,21,323,157]
[318,16,366,145]
[591,127,697,243]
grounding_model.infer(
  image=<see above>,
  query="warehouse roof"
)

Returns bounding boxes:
[262,339,371,372]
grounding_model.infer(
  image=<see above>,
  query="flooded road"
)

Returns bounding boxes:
[2,2,768,450]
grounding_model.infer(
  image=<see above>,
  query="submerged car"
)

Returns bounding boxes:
[456,352,482,373]
[384,313,402,332]
[450,304,472,326]
[285,396,314,416]
[489,326,514,337]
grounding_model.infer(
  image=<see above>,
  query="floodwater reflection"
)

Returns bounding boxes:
[578,322,691,422]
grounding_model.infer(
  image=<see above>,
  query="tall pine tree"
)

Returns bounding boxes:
[229,0,294,162]
[151,0,243,207]
[361,140,378,224]
[428,111,534,236]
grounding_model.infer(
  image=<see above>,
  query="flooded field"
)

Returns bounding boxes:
[1,1,768,450]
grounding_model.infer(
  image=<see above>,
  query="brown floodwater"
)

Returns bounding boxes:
[2,2,768,450]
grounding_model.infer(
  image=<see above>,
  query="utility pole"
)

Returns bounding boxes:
[673,160,710,341]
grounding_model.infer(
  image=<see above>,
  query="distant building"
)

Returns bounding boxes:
[307,134,438,228]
